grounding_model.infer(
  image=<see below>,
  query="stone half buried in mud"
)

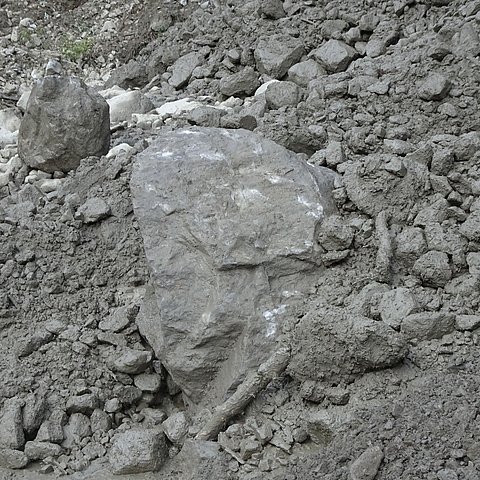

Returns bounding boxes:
[131,127,338,405]
[287,306,407,384]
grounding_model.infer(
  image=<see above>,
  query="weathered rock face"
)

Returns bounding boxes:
[18,76,110,173]
[131,127,337,404]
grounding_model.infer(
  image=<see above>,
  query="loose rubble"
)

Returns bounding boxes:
[0,0,480,479]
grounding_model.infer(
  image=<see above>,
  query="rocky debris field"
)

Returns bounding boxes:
[1,0,480,479]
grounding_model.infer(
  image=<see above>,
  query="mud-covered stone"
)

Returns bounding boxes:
[288,59,326,87]
[162,412,189,445]
[109,429,168,474]
[265,80,301,109]
[379,288,419,330]
[254,35,304,79]
[112,348,152,374]
[24,441,63,461]
[350,446,384,480]
[132,127,337,404]
[417,73,451,101]
[0,398,24,450]
[169,52,205,89]
[219,67,260,96]
[0,448,29,469]
[401,312,455,341]
[413,251,452,287]
[288,307,407,383]
[312,39,357,73]
[107,90,154,123]
[18,76,110,173]
[343,155,429,222]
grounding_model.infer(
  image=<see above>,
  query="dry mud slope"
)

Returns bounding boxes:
[1,0,480,479]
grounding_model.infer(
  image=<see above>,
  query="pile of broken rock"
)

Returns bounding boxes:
[1,0,480,479]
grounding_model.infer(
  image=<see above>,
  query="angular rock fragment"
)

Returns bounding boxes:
[109,429,168,474]
[62,413,91,448]
[350,446,384,480]
[17,331,53,357]
[379,288,419,330]
[90,409,111,433]
[105,59,148,89]
[0,448,29,469]
[312,39,358,73]
[305,407,355,445]
[0,108,21,132]
[162,412,189,445]
[169,52,205,89]
[288,59,326,87]
[134,373,162,393]
[24,441,63,461]
[107,90,154,123]
[187,106,223,128]
[316,215,354,251]
[454,131,480,162]
[76,197,111,224]
[401,312,455,341]
[417,73,451,101]
[112,348,152,374]
[22,393,47,436]
[258,0,285,19]
[0,398,25,450]
[18,76,110,173]
[254,35,304,79]
[99,306,131,332]
[456,315,480,332]
[265,80,301,109]
[35,410,66,444]
[132,127,337,403]
[413,251,452,287]
[66,393,99,415]
[220,67,260,96]
[460,211,480,242]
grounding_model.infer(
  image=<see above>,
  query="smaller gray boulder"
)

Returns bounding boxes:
[265,81,301,109]
[312,40,358,73]
[350,446,384,480]
[401,312,455,341]
[288,307,407,383]
[220,67,260,96]
[107,90,154,123]
[417,73,451,101]
[413,251,452,287]
[254,35,304,79]
[169,52,204,89]
[76,197,111,224]
[0,398,25,450]
[109,429,168,474]
[288,59,326,87]
[18,76,110,173]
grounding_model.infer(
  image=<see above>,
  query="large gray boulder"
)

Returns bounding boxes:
[131,127,337,404]
[18,76,110,173]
